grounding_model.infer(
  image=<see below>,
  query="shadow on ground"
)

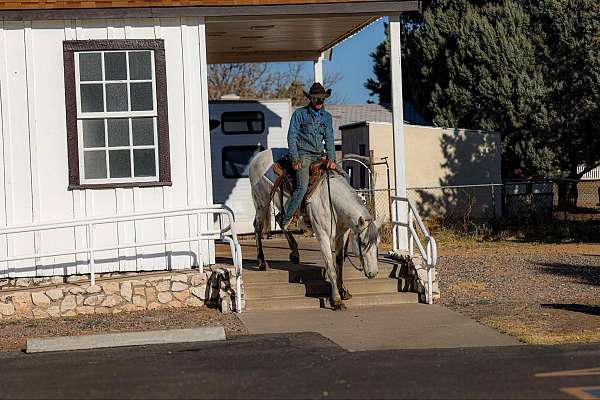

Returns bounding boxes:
[541,304,600,316]
[535,261,600,286]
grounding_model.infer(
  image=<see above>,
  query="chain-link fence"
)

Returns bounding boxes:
[358,179,600,243]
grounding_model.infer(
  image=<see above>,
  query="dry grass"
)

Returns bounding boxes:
[438,243,599,345]
[0,307,247,352]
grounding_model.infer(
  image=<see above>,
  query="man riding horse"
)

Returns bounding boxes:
[280,82,337,230]
[249,83,383,310]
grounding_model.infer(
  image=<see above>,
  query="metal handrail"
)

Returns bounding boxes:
[391,196,437,304]
[0,204,244,313]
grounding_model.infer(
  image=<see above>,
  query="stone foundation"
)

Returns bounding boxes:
[0,267,239,320]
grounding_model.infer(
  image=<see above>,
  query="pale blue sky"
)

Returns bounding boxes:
[270,18,387,104]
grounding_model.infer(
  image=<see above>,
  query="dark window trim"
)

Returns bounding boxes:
[63,39,171,190]
[221,111,265,135]
[222,145,265,179]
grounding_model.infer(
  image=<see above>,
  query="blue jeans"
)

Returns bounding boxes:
[282,154,321,225]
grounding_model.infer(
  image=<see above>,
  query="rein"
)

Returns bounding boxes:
[344,223,373,272]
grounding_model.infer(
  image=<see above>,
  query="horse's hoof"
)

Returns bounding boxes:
[331,299,346,311]
[258,261,268,271]
[290,254,300,264]
[340,290,353,300]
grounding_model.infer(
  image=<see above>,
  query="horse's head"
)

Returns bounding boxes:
[351,215,386,279]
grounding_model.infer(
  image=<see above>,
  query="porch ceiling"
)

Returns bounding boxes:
[206,15,376,63]
[203,0,420,64]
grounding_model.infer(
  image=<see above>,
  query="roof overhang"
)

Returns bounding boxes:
[0,1,419,63]
[204,1,420,63]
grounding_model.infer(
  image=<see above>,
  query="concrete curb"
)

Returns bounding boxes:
[26,327,226,353]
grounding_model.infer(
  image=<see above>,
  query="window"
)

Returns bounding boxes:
[221,111,264,134]
[222,146,264,178]
[64,40,170,189]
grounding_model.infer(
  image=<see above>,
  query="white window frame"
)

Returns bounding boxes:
[75,50,160,185]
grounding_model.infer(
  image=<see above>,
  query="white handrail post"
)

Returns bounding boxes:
[408,205,414,256]
[427,265,433,305]
[87,223,96,286]
[196,212,204,273]
[426,239,433,304]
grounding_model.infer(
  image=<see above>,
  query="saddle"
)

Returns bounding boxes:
[270,154,329,229]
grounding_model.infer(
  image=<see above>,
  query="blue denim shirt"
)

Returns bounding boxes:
[288,105,335,163]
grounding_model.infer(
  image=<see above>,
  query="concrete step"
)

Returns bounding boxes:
[242,263,403,284]
[244,292,418,312]
[245,277,409,299]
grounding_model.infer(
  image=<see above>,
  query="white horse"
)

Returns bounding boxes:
[248,149,384,310]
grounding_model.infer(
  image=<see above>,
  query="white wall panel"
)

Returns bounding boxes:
[159,18,192,268]
[2,22,36,277]
[0,16,213,277]
[31,20,77,276]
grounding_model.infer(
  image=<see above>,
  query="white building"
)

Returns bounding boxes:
[0,0,418,279]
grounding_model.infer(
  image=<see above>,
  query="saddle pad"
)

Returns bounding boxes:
[264,164,279,186]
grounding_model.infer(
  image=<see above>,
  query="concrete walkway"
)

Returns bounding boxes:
[240,304,520,351]
[228,238,519,351]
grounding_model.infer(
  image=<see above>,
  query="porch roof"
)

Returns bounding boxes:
[0,0,419,63]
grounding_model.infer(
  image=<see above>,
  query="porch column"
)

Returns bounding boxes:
[389,15,409,251]
[313,53,324,83]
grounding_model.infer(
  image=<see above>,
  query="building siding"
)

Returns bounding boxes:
[0,17,214,278]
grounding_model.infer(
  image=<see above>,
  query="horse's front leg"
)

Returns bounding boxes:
[275,212,300,264]
[316,229,345,310]
[283,229,300,264]
[254,217,268,271]
[335,231,352,300]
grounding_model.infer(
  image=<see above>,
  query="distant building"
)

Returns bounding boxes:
[340,115,502,219]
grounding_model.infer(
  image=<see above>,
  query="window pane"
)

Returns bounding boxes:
[107,118,130,147]
[106,83,128,112]
[109,150,131,178]
[84,150,107,179]
[134,149,156,177]
[129,51,152,80]
[79,53,102,82]
[222,146,264,178]
[221,111,264,134]
[104,52,127,81]
[132,118,154,145]
[130,82,153,111]
[82,119,105,148]
[80,84,104,112]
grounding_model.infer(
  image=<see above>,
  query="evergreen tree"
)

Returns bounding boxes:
[366,0,600,186]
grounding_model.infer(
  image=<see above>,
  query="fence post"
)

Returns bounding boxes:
[491,185,496,220]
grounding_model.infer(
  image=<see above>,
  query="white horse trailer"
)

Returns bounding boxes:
[209,99,291,234]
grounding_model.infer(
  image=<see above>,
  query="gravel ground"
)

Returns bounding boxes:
[437,244,600,344]
[0,307,247,352]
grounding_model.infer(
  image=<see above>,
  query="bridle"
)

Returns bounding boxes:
[345,221,375,272]
[325,169,375,273]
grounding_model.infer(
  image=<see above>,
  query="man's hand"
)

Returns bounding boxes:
[292,161,302,171]
[327,160,336,170]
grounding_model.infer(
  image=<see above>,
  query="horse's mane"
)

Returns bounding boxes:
[326,172,380,246]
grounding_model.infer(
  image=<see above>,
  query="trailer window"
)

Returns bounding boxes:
[221,111,264,134]
[222,146,264,178]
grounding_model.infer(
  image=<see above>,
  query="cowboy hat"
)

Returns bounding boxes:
[303,82,332,99]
